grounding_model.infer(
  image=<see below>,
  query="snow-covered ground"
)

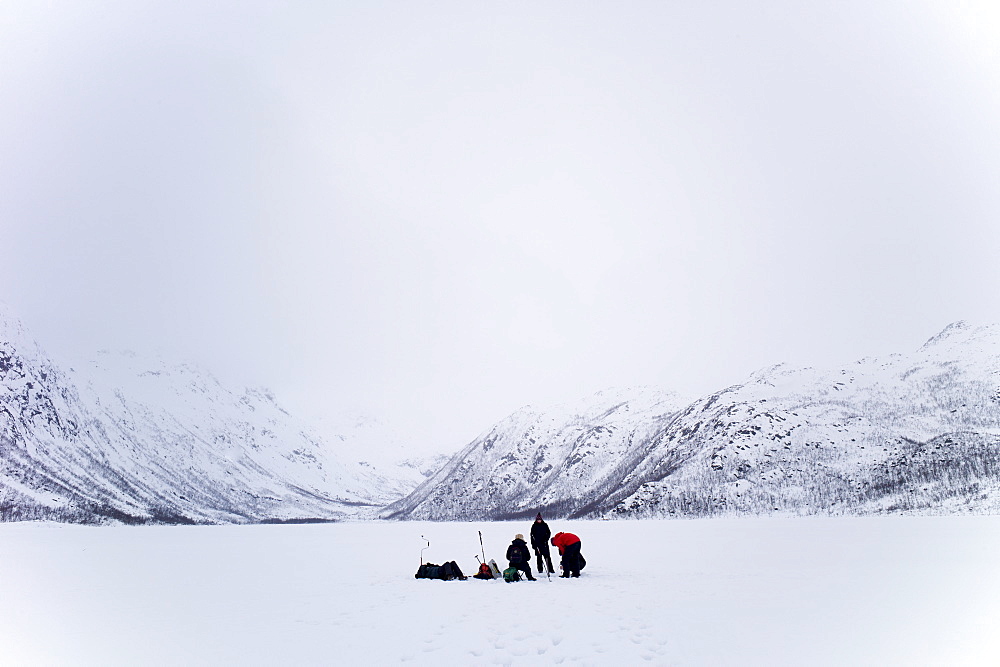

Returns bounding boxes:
[1,517,998,665]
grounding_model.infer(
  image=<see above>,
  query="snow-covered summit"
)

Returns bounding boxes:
[921,319,973,347]
[0,302,46,366]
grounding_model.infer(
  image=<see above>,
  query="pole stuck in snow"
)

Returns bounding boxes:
[478,530,486,563]
[420,535,430,565]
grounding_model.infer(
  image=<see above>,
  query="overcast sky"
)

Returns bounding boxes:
[3,2,999,453]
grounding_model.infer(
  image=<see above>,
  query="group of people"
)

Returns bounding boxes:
[506,513,584,580]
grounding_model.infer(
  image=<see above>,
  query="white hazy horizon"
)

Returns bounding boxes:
[3,2,999,455]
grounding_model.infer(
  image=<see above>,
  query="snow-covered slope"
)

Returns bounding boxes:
[386,322,1000,520]
[382,388,692,519]
[0,307,413,524]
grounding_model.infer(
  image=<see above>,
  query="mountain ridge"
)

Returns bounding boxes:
[384,321,1000,520]
[5,306,1000,524]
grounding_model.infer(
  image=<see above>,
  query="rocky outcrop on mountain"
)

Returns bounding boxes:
[385,322,1000,520]
[0,308,410,524]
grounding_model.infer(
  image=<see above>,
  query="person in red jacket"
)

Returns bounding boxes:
[551,531,583,578]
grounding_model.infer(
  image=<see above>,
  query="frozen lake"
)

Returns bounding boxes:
[2,516,999,665]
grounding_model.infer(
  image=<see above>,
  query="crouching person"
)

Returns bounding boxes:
[506,534,536,581]
[552,531,583,578]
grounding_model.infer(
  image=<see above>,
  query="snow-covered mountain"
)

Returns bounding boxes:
[382,387,693,520]
[385,322,1000,520]
[7,305,1000,525]
[0,307,424,524]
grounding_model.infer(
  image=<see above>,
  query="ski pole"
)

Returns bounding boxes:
[478,530,486,563]
[537,546,550,581]
[420,535,430,565]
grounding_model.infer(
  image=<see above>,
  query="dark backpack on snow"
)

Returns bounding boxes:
[415,560,466,581]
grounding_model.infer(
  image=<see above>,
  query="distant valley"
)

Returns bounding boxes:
[3,304,999,524]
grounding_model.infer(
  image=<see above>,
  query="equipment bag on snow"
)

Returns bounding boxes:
[415,563,443,579]
[415,561,466,580]
[502,566,521,583]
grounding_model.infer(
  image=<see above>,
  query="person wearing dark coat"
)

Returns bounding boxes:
[551,531,583,578]
[506,534,536,580]
[530,513,554,574]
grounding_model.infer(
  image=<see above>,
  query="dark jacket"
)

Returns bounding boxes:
[530,519,551,549]
[506,538,531,564]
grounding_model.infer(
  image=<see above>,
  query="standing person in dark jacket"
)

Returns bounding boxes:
[530,513,554,575]
[506,534,536,580]
[551,531,583,578]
